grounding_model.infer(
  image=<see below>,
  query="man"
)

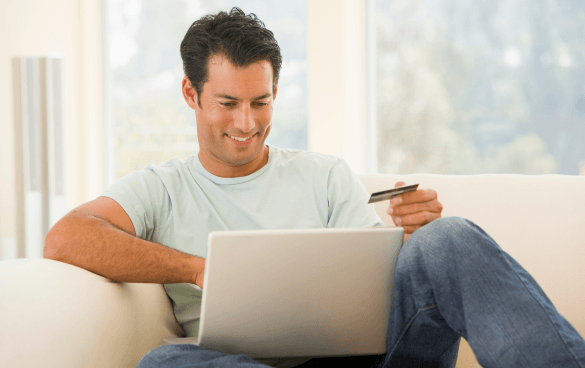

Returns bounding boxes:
[44,7,585,368]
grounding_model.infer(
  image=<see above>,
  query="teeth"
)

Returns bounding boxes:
[228,135,252,142]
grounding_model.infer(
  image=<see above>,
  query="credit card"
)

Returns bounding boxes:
[368,184,419,204]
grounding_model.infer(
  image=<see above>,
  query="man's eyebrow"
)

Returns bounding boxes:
[215,93,272,101]
[252,93,273,100]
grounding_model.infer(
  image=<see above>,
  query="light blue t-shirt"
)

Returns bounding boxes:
[102,145,385,338]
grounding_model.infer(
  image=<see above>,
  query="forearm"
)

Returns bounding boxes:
[44,212,204,285]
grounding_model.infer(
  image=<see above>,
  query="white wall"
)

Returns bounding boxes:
[0,0,104,259]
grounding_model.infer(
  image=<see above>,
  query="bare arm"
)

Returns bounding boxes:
[44,196,205,288]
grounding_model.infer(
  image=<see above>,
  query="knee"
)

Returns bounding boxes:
[390,217,482,307]
[414,216,475,240]
[399,216,496,267]
[410,216,481,247]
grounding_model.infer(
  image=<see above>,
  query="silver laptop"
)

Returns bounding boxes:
[194,226,404,359]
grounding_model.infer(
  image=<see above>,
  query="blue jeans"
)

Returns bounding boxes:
[137,217,585,367]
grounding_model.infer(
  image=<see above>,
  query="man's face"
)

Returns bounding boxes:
[182,54,277,178]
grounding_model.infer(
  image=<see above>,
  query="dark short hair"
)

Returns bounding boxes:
[180,7,282,107]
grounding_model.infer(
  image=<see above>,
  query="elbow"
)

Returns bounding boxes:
[44,219,71,261]
[44,226,62,260]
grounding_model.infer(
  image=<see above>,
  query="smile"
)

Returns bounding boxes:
[228,134,253,142]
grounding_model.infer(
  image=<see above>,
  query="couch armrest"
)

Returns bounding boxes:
[0,258,184,368]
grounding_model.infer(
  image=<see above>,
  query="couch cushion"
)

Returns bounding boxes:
[0,258,184,368]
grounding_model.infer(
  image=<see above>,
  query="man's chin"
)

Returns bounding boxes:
[220,149,258,167]
[233,158,254,166]
[230,142,267,163]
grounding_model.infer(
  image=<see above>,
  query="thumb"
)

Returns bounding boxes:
[395,181,406,188]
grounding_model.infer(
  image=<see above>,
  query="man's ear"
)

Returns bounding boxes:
[182,76,199,110]
[273,82,278,101]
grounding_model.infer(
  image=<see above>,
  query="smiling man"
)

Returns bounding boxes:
[44,7,585,368]
[185,54,275,177]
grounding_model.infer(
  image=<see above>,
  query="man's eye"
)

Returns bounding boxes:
[221,102,235,107]
[254,102,268,107]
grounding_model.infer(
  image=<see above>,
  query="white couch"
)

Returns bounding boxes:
[1,174,584,368]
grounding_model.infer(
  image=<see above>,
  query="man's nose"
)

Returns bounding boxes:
[233,105,254,133]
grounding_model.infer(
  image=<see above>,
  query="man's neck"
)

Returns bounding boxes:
[198,145,270,178]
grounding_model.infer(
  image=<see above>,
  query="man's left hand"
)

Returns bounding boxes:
[386,181,443,242]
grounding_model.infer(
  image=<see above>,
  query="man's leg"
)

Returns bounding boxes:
[381,216,585,368]
[137,345,383,368]
[295,354,383,367]
[136,344,271,368]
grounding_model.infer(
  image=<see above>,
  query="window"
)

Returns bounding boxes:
[104,0,307,181]
[372,0,585,175]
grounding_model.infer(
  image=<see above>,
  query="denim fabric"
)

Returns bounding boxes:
[137,217,585,368]
[136,344,269,368]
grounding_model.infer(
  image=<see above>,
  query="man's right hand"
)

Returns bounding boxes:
[194,259,205,289]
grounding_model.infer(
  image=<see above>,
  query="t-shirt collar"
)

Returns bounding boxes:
[191,145,273,185]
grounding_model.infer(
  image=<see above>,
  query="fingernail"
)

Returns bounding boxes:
[391,197,401,205]
[387,207,393,215]
[394,217,401,225]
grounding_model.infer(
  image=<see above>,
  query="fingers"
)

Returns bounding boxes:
[386,188,442,217]
[386,185,443,236]
[391,210,441,227]
[387,199,443,217]
[402,225,419,234]
[391,188,438,206]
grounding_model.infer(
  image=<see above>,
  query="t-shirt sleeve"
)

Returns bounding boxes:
[326,159,386,228]
[100,169,169,241]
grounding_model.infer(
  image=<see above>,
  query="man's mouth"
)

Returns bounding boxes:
[227,134,254,142]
